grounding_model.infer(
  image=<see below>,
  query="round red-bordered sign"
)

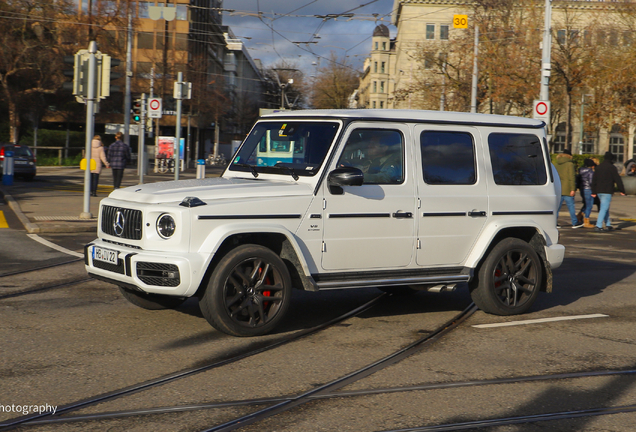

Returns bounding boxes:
[535,101,548,116]
[149,99,161,110]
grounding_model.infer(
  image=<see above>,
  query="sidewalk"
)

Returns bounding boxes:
[1,166,635,234]
[0,165,224,233]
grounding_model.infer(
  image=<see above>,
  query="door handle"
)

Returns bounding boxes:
[393,212,413,218]
[467,210,487,217]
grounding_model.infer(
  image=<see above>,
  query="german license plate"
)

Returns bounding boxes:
[93,246,118,264]
[14,160,27,165]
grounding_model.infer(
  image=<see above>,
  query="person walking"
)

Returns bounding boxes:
[578,158,596,228]
[555,148,583,228]
[107,131,131,189]
[90,135,109,197]
[591,152,626,232]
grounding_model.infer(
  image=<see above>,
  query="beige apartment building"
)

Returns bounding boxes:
[358,0,636,162]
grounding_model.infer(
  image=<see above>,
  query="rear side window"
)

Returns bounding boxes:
[420,131,476,184]
[488,133,547,185]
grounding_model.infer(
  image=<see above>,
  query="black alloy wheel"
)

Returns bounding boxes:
[200,244,292,337]
[470,238,542,315]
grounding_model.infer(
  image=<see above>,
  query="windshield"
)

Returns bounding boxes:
[229,121,340,177]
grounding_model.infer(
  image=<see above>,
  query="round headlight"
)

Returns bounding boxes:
[156,214,176,239]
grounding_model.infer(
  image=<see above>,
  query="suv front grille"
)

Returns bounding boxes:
[101,205,143,240]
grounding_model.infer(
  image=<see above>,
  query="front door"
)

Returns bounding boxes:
[414,125,489,266]
[321,124,416,271]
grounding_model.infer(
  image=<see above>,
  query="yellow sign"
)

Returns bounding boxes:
[453,14,468,29]
[80,158,97,171]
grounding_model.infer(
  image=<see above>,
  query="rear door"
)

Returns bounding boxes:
[414,125,489,266]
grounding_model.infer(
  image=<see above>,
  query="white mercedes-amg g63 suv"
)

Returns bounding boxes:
[85,110,564,336]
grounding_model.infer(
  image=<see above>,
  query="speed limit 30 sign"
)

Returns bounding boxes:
[533,100,550,121]
[148,98,162,119]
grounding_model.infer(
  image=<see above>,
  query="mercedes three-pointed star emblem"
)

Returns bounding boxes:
[113,209,126,237]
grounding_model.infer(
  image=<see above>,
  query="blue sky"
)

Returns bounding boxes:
[222,0,396,75]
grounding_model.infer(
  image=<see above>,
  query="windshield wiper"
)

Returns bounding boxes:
[273,164,299,181]
[233,163,259,178]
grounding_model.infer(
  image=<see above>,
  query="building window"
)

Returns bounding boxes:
[581,135,595,154]
[138,1,152,18]
[374,62,377,73]
[176,4,187,20]
[610,134,625,163]
[373,81,377,93]
[380,101,384,109]
[137,31,154,49]
[382,41,387,50]
[426,24,435,40]
[380,81,385,93]
[440,25,449,40]
[373,101,376,108]
[557,29,566,45]
[175,33,188,51]
[375,41,378,50]
[553,131,566,154]
[381,62,385,73]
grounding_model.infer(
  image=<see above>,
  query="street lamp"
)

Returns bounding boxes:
[578,94,593,155]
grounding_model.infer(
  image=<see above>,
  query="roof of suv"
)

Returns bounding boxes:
[261,109,545,129]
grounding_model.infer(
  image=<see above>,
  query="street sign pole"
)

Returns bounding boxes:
[80,41,98,220]
[174,72,183,181]
[139,93,147,184]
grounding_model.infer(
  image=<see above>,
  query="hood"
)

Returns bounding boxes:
[91,140,103,149]
[108,177,314,204]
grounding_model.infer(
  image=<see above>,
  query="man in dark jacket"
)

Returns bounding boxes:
[107,131,131,189]
[591,152,626,232]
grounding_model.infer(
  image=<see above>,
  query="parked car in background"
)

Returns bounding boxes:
[0,144,36,180]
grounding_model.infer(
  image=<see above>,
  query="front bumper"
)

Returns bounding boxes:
[544,243,565,269]
[84,240,208,297]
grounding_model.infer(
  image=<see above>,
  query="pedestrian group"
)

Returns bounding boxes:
[555,149,626,232]
[89,131,131,196]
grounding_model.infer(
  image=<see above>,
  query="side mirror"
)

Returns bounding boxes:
[328,167,364,194]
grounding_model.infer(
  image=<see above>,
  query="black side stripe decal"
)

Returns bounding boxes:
[329,213,391,218]
[492,211,554,216]
[199,214,302,220]
[422,212,466,217]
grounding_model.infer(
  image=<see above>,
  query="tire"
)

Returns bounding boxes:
[199,244,292,337]
[469,238,542,316]
[118,286,186,310]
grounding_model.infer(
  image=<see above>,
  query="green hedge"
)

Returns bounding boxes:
[550,153,606,168]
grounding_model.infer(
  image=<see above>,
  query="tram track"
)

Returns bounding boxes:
[0,292,388,430]
[0,258,83,279]
[17,368,636,427]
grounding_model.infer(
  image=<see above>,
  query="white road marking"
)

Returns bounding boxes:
[27,234,84,258]
[472,314,609,328]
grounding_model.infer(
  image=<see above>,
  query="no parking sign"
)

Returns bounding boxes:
[533,100,550,121]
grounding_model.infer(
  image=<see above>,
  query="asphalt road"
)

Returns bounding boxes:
[1,215,636,431]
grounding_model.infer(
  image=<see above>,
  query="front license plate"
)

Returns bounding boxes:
[93,246,118,264]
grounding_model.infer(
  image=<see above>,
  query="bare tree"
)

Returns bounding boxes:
[310,52,359,109]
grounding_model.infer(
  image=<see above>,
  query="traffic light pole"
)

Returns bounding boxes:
[174,72,183,181]
[139,93,146,184]
[80,41,98,220]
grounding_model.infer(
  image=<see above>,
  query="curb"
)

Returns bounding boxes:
[3,192,41,233]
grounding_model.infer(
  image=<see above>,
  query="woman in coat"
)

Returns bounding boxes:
[90,135,110,197]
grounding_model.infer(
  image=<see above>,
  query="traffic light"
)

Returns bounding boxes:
[132,99,141,123]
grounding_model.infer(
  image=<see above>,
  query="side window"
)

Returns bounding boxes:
[488,133,548,185]
[338,129,404,185]
[421,131,476,184]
